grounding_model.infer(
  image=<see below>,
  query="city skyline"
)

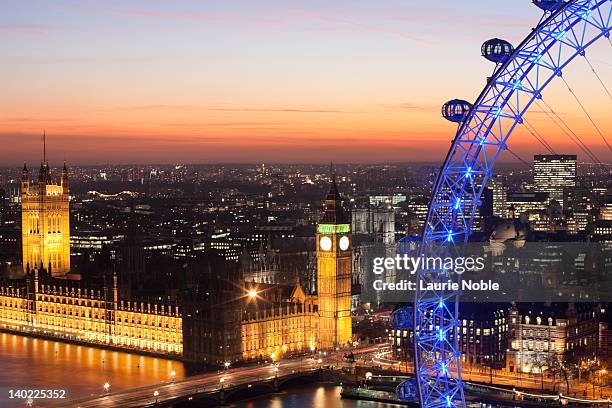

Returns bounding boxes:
[0,2,611,407]
[2,1,611,164]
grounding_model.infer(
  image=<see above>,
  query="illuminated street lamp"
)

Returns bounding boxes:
[224,361,231,370]
[365,372,373,388]
[247,289,257,299]
[103,382,110,393]
[599,369,608,397]
[220,377,225,390]
[153,390,159,403]
[170,370,176,382]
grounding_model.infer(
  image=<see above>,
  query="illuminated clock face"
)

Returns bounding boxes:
[319,236,332,251]
[339,236,350,251]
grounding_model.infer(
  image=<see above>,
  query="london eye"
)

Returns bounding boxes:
[414,1,612,406]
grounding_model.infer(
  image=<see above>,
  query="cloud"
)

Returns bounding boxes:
[286,10,431,45]
[104,8,222,22]
[124,105,354,114]
[0,24,50,36]
[377,102,440,112]
[87,5,430,44]
[206,107,352,113]
[385,13,528,29]
[2,117,74,123]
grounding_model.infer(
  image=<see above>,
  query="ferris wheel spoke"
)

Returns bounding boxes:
[505,148,532,168]
[559,75,612,152]
[507,100,557,154]
[583,55,612,101]
[535,98,605,165]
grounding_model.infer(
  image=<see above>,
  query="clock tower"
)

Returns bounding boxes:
[316,173,352,349]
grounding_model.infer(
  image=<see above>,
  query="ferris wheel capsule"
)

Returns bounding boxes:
[442,99,472,123]
[481,38,514,63]
[532,0,567,11]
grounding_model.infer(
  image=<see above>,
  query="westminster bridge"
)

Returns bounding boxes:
[54,358,328,408]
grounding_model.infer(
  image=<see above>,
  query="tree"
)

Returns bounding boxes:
[528,352,551,391]
[547,354,570,395]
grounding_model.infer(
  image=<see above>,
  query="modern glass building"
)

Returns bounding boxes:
[533,154,577,206]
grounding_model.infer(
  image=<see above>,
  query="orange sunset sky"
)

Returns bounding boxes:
[1,1,611,164]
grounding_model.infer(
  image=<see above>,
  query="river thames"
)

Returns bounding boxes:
[0,332,185,407]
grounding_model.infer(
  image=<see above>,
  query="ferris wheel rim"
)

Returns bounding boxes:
[413,1,611,406]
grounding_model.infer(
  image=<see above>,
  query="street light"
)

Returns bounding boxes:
[224,361,230,370]
[247,289,257,299]
[153,390,159,403]
[365,372,373,389]
[220,377,225,390]
[103,382,110,393]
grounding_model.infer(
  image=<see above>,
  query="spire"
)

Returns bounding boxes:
[320,164,348,224]
[38,161,45,183]
[43,129,46,164]
[43,162,51,184]
[21,163,29,193]
[61,161,69,194]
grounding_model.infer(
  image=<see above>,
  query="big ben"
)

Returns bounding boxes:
[316,174,352,349]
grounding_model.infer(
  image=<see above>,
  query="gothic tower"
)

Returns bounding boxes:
[316,172,352,349]
[21,158,70,277]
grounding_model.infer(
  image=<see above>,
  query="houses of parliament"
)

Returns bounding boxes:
[0,157,353,364]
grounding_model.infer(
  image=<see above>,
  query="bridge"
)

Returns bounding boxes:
[53,358,330,408]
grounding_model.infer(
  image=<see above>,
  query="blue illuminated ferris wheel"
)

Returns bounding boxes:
[414,1,611,407]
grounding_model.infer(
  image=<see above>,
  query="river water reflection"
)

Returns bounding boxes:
[0,332,186,407]
[232,385,401,408]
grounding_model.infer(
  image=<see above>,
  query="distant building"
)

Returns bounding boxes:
[588,220,612,242]
[490,177,508,218]
[391,304,508,369]
[369,194,406,208]
[0,266,183,356]
[351,206,395,245]
[21,162,70,276]
[506,192,549,218]
[506,303,600,374]
[564,188,599,233]
[351,206,396,307]
[533,154,577,207]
